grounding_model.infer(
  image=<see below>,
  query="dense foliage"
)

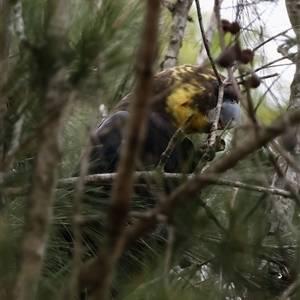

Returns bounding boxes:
[1,1,299,300]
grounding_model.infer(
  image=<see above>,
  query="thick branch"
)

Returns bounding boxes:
[160,0,193,69]
[86,1,161,299]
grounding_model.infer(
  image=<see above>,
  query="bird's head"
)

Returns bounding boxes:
[206,85,241,132]
[161,65,242,134]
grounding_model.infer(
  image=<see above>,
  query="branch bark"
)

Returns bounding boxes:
[160,0,193,70]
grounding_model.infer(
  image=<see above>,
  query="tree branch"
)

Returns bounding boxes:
[4,172,293,199]
[84,1,161,298]
[156,113,194,172]
[160,0,193,70]
[195,0,221,82]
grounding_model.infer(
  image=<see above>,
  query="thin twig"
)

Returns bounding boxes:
[216,178,291,198]
[253,53,297,74]
[277,43,297,63]
[196,0,225,66]
[2,96,28,173]
[198,196,228,234]
[237,73,279,85]
[243,193,268,222]
[227,67,253,121]
[195,0,221,83]
[4,115,24,168]
[156,114,194,172]
[3,172,293,199]
[266,161,299,236]
[234,53,296,83]
[253,27,297,52]
[265,146,300,207]
[280,279,300,300]
[269,195,298,237]
[270,140,300,173]
[1,98,77,172]
[230,187,238,209]
[195,79,227,172]
[208,79,227,145]
[164,224,175,291]
[67,112,98,300]
[244,78,259,126]
[180,259,214,289]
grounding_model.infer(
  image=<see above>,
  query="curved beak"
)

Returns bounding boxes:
[208,101,241,129]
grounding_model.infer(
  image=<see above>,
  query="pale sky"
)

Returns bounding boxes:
[202,0,295,108]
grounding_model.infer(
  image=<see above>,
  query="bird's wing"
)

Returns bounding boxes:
[88,111,130,174]
[142,112,197,173]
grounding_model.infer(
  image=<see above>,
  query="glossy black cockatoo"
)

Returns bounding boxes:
[73,64,241,298]
[85,64,241,176]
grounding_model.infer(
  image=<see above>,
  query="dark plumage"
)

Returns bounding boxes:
[85,64,241,175]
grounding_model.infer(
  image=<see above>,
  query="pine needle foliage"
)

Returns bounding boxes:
[2,1,300,300]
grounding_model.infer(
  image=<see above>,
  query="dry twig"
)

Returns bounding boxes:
[156,113,194,172]
[196,0,225,67]
[164,225,175,291]
[195,0,221,82]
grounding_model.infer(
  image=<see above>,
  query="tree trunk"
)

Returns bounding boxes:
[267,0,300,235]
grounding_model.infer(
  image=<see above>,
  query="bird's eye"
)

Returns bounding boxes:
[229,99,235,104]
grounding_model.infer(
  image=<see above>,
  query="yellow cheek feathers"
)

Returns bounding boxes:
[166,84,210,134]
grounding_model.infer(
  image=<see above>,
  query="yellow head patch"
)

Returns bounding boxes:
[166,83,210,134]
